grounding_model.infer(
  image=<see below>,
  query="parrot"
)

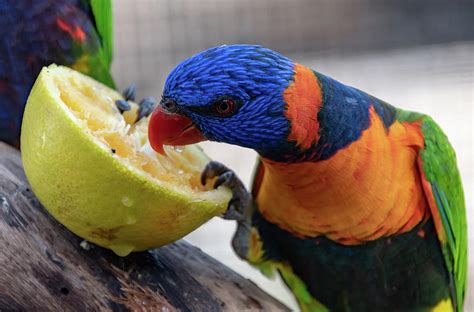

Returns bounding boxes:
[147,45,467,312]
[0,0,114,147]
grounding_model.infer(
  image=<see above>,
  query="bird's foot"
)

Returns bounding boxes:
[115,84,157,122]
[201,161,253,259]
[201,161,252,221]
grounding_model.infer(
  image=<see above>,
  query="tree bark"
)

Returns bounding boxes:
[0,142,289,311]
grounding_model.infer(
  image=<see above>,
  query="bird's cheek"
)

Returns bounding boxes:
[148,108,206,155]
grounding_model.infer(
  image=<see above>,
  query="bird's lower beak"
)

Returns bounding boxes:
[148,107,206,155]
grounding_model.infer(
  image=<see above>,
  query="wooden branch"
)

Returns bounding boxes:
[0,142,288,311]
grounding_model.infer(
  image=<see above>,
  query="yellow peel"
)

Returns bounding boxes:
[21,65,231,256]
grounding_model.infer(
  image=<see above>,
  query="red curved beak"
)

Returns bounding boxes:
[148,107,206,155]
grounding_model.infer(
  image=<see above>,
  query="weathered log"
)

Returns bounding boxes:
[0,142,288,311]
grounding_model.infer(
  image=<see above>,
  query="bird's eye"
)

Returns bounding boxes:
[160,98,178,113]
[215,98,236,116]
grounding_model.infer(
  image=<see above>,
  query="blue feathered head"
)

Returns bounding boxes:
[149,44,393,163]
[149,44,296,158]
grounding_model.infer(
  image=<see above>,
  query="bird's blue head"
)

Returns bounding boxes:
[149,44,392,163]
[149,44,327,161]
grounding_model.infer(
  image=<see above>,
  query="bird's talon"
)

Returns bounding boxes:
[214,171,235,189]
[223,208,243,220]
[119,85,156,122]
[115,99,131,113]
[223,199,245,221]
[201,161,230,186]
[122,84,136,101]
[201,161,251,222]
[136,96,157,122]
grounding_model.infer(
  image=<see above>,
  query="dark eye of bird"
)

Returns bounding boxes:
[215,98,235,116]
[160,98,178,113]
[184,95,241,117]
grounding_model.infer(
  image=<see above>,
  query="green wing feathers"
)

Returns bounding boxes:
[90,0,113,67]
[87,0,115,88]
[416,115,467,311]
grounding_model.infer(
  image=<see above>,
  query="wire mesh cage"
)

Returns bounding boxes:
[112,0,474,95]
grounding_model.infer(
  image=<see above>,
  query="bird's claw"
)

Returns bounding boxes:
[201,161,253,259]
[122,84,136,101]
[116,84,157,123]
[201,161,252,222]
[136,97,156,122]
[200,161,230,186]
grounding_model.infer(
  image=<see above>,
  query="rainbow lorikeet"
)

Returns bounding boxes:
[0,0,114,147]
[148,45,467,311]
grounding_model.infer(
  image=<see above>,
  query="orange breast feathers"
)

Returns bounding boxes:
[256,107,429,244]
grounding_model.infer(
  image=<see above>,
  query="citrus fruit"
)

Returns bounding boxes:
[20,65,231,256]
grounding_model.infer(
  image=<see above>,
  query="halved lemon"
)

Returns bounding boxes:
[21,65,231,256]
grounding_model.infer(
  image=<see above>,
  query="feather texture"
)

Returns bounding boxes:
[157,45,467,311]
[0,0,114,146]
[412,114,466,311]
[256,107,428,243]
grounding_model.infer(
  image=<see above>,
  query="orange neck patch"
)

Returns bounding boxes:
[283,64,322,150]
[257,107,429,244]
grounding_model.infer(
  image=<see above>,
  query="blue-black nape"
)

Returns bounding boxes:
[162,44,298,157]
[309,72,397,161]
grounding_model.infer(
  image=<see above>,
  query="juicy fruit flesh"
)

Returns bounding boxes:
[53,73,210,193]
[21,65,231,256]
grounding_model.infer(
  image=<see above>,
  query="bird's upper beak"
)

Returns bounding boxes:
[148,106,206,155]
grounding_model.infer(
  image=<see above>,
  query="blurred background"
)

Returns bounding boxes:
[111,1,473,310]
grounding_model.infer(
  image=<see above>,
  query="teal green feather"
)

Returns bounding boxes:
[397,110,467,311]
[90,0,113,67]
[84,0,114,88]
